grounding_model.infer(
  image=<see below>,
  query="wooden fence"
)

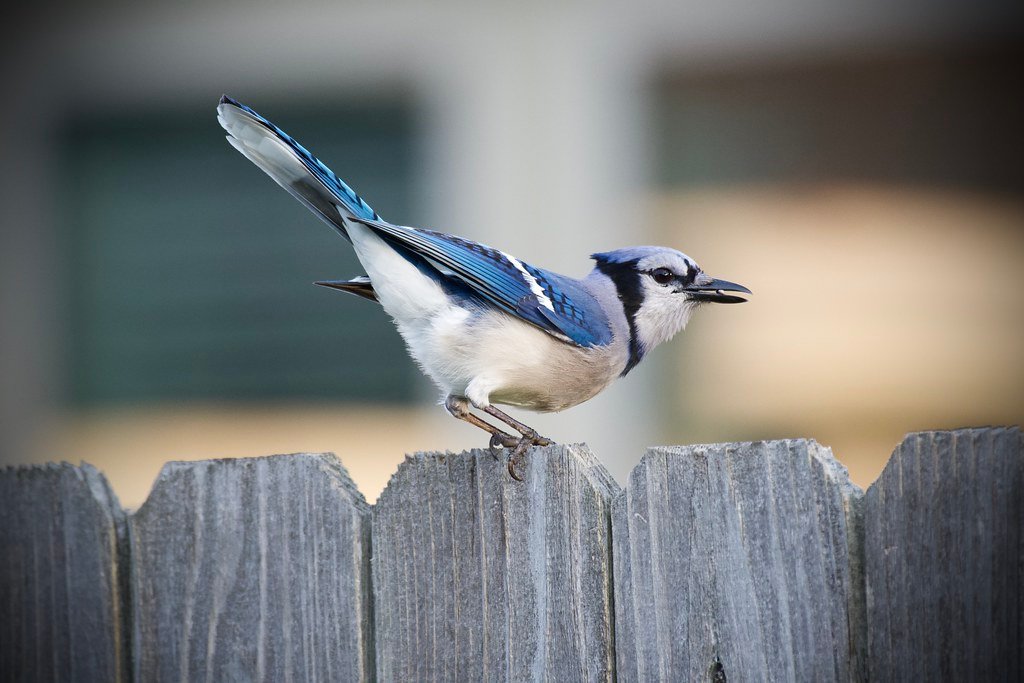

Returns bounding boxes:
[1,427,1019,682]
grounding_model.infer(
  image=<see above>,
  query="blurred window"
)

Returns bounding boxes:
[654,43,1024,194]
[59,101,420,406]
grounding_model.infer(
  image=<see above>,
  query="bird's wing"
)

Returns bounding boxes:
[218,96,611,347]
[349,217,612,347]
[217,95,377,240]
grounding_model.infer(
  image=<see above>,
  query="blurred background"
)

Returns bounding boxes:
[2,0,1022,508]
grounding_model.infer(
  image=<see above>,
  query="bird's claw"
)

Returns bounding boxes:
[507,439,528,481]
[489,433,516,460]
[505,429,552,481]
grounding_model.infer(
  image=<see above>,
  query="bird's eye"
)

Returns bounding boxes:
[650,268,675,285]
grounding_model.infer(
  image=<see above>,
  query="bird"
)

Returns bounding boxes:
[216,95,750,479]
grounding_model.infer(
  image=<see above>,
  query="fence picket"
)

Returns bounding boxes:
[371,444,618,681]
[127,453,372,681]
[863,427,1022,681]
[0,462,127,682]
[611,440,864,682]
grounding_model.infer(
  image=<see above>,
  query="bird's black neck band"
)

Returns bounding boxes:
[595,259,645,376]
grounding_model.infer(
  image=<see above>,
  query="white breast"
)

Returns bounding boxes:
[413,306,627,412]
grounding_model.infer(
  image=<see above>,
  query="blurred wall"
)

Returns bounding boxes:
[649,44,1024,484]
[2,0,1021,505]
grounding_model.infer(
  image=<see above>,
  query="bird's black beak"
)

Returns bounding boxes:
[684,278,751,304]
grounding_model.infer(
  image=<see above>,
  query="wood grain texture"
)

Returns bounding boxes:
[128,453,373,682]
[612,439,864,683]
[863,427,1022,682]
[372,444,619,682]
[0,462,127,682]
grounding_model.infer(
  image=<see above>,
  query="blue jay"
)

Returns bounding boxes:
[217,96,750,478]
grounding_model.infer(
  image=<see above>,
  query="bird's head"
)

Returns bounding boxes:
[592,246,750,372]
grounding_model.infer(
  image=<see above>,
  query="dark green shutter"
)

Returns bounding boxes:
[60,101,421,406]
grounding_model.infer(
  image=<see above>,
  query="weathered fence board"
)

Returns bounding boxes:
[127,453,372,682]
[612,439,864,682]
[371,444,619,682]
[863,427,1022,682]
[0,462,127,682]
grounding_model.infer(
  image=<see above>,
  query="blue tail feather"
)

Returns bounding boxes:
[219,95,379,224]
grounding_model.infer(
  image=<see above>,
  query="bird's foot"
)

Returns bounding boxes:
[445,395,553,479]
[505,428,553,481]
[532,432,553,447]
[488,433,518,460]
[480,403,554,478]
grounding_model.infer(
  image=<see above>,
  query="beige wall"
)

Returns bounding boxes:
[655,185,1024,486]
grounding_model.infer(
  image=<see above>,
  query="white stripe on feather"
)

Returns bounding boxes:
[500,251,555,312]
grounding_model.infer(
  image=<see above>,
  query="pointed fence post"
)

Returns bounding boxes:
[127,453,373,682]
[611,439,865,682]
[863,427,1022,681]
[371,444,619,681]
[0,463,128,682]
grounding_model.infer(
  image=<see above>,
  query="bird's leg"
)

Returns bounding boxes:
[482,405,554,480]
[482,405,553,446]
[444,396,518,459]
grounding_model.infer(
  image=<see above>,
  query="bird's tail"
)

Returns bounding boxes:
[216,95,380,240]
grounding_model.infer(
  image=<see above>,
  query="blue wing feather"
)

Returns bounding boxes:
[525,267,610,348]
[349,217,612,347]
